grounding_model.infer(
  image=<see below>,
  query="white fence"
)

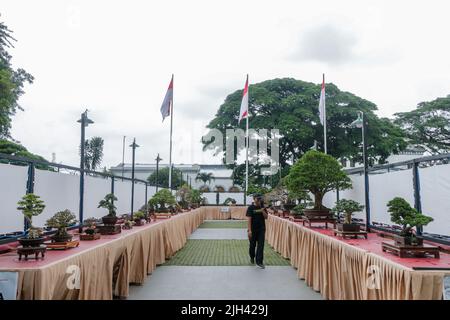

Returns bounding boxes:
[202,192,253,205]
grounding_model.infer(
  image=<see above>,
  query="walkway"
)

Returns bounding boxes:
[128,220,323,300]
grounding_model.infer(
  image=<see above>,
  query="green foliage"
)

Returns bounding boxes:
[333,199,364,224]
[394,95,450,153]
[80,136,104,171]
[247,183,270,196]
[195,172,215,184]
[223,197,237,205]
[0,139,50,169]
[149,189,176,211]
[98,193,117,216]
[147,167,182,189]
[387,197,433,237]
[0,19,34,138]
[45,209,77,237]
[189,189,203,205]
[17,193,45,227]
[285,150,352,210]
[203,78,407,167]
[133,211,145,219]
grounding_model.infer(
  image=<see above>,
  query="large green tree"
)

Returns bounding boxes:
[147,167,182,189]
[0,139,49,169]
[394,95,450,154]
[203,78,407,168]
[0,19,34,138]
[80,136,104,171]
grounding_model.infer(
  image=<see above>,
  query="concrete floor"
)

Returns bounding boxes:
[128,222,323,300]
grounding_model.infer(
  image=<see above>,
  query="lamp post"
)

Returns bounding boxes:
[77,110,94,233]
[155,154,162,192]
[121,136,126,181]
[130,138,139,219]
[350,111,371,231]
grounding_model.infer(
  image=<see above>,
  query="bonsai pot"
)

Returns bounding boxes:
[337,223,360,232]
[282,204,296,212]
[18,237,45,247]
[51,233,73,243]
[134,219,144,226]
[394,234,423,246]
[102,215,118,225]
[304,209,332,219]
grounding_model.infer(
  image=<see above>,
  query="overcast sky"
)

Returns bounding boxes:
[2,0,450,169]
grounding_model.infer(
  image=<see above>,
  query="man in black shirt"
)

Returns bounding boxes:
[246,194,268,269]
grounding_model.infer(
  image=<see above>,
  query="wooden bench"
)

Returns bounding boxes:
[382,241,440,258]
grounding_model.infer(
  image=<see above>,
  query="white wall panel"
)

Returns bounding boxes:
[113,179,132,215]
[0,163,28,234]
[84,175,111,219]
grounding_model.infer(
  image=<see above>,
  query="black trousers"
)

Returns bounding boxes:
[249,227,265,264]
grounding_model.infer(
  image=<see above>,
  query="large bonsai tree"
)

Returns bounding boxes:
[285,150,352,211]
[98,193,117,217]
[387,197,433,237]
[45,209,77,239]
[149,189,176,212]
[17,193,46,238]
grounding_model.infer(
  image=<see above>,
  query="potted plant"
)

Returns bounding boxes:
[176,184,191,209]
[122,219,134,230]
[133,211,146,226]
[149,189,177,213]
[333,199,364,232]
[188,189,203,209]
[45,209,78,243]
[16,193,46,247]
[98,193,118,225]
[285,150,352,219]
[387,197,433,246]
[80,217,101,240]
[223,197,236,206]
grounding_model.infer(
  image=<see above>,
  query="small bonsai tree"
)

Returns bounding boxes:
[133,211,145,220]
[176,184,192,209]
[98,193,117,216]
[83,217,98,235]
[223,197,236,205]
[285,150,352,211]
[333,199,364,224]
[387,197,433,239]
[149,189,176,212]
[188,189,203,207]
[17,193,46,238]
[45,209,77,240]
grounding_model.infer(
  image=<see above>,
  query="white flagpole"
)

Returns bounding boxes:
[323,73,327,154]
[168,74,174,189]
[245,75,249,199]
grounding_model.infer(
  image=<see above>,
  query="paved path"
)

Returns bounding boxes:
[128,221,323,300]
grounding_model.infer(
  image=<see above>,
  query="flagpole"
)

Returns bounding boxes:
[323,73,327,154]
[245,105,249,197]
[168,74,174,190]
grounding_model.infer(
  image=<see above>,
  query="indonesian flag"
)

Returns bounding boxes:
[318,75,326,125]
[238,75,249,124]
[160,75,173,122]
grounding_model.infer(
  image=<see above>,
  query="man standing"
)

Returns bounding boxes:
[246,194,268,269]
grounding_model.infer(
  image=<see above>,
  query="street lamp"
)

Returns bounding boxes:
[130,138,139,219]
[155,154,162,192]
[77,110,94,233]
[350,111,371,231]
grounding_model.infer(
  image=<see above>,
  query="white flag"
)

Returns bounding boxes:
[238,75,249,124]
[160,75,173,122]
[318,76,326,125]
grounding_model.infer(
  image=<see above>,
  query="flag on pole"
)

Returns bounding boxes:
[318,76,326,125]
[160,75,173,122]
[238,75,249,124]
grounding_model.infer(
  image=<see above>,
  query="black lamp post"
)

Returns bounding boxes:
[350,111,371,231]
[130,138,139,219]
[155,154,162,192]
[77,110,94,233]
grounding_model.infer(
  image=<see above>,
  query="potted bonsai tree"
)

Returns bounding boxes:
[176,184,191,209]
[80,217,100,240]
[98,193,118,225]
[133,211,146,226]
[17,193,46,247]
[285,150,352,219]
[149,189,177,213]
[188,189,203,209]
[45,209,78,243]
[333,199,364,232]
[387,197,433,246]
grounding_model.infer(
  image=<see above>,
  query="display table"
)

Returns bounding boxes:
[381,241,440,258]
[0,207,227,300]
[266,215,450,300]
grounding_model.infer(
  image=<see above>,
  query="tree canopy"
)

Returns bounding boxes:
[147,167,183,189]
[81,136,104,171]
[0,19,34,138]
[394,95,450,154]
[203,78,407,168]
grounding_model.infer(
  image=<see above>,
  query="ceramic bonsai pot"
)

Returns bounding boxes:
[51,233,73,243]
[102,215,118,225]
[394,234,423,246]
[337,223,360,232]
[134,219,144,226]
[18,237,45,247]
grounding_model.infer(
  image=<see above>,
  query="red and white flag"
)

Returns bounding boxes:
[318,75,326,125]
[238,75,249,124]
[160,75,173,122]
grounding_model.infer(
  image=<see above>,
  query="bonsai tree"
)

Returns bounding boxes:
[188,189,203,207]
[223,197,236,205]
[214,185,225,192]
[45,209,78,242]
[228,185,241,192]
[387,197,433,239]
[83,217,98,235]
[149,189,176,212]
[133,211,145,220]
[333,199,364,224]
[176,184,192,209]
[98,193,117,217]
[17,193,46,238]
[285,150,352,211]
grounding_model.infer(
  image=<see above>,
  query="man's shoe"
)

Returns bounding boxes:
[257,263,265,269]
[250,258,255,264]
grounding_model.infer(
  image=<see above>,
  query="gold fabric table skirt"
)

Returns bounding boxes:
[266,215,448,300]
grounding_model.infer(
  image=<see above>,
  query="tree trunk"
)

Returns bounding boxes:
[314,193,323,210]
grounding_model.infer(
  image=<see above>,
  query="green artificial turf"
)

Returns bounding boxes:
[164,240,290,266]
[198,221,247,229]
